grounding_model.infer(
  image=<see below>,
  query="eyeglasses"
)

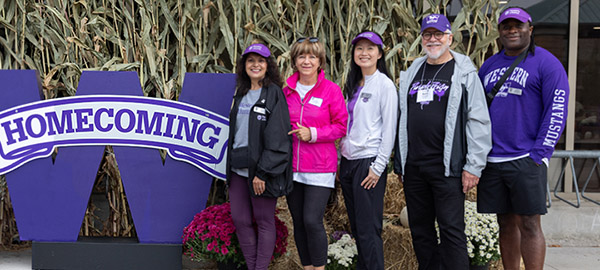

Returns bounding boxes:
[296,37,319,43]
[421,31,448,41]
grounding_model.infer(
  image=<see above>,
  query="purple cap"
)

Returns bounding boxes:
[351,32,384,48]
[242,44,271,58]
[421,14,451,33]
[499,7,532,24]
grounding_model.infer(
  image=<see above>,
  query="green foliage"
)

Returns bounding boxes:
[0,0,503,99]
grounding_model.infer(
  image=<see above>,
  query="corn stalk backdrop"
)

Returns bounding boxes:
[0,0,503,248]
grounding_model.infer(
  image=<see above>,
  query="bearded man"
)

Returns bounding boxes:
[394,13,492,269]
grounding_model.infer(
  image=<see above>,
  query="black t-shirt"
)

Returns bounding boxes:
[407,59,455,165]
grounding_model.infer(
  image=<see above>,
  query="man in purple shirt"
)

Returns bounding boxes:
[478,7,569,270]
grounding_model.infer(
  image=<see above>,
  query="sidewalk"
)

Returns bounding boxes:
[0,246,598,269]
[544,246,600,270]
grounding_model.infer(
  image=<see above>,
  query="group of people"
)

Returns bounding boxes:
[225,6,569,270]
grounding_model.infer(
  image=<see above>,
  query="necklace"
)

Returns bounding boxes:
[420,60,450,84]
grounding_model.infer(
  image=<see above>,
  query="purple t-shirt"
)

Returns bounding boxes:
[478,46,569,164]
[347,86,363,133]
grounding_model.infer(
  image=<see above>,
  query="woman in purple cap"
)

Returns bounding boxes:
[284,37,348,270]
[340,31,397,269]
[226,42,293,270]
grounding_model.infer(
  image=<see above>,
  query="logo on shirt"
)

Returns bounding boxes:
[409,81,449,107]
[495,83,510,98]
[360,92,372,103]
[483,67,530,89]
[238,102,253,115]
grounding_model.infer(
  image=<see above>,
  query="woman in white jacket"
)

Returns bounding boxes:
[340,31,398,269]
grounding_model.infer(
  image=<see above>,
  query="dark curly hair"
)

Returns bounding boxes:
[235,48,282,97]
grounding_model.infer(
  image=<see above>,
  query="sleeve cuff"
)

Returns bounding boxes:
[529,152,543,165]
[370,162,383,177]
[309,127,317,143]
[255,168,267,180]
[462,164,482,178]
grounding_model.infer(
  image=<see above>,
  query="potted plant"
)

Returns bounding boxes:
[464,200,501,269]
[326,231,358,269]
[182,202,288,269]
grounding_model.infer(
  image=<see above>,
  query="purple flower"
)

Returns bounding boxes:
[332,230,350,241]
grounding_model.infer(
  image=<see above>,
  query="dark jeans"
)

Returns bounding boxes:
[286,181,331,267]
[403,163,469,270]
[229,173,277,270]
[340,157,386,270]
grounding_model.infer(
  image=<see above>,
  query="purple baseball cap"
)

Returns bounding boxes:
[499,7,532,24]
[242,43,271,58]
[351,32,384,48]
[421,14,451,33]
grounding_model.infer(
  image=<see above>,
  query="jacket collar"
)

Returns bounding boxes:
[364,69,381,86]
[284,70,325,96]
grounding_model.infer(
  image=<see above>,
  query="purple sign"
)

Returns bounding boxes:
[1,70,236,243]
[0,95,228,178]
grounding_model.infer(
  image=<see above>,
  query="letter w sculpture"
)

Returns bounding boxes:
[0,70,235,269]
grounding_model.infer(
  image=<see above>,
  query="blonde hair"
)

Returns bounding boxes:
[290,38,326,71]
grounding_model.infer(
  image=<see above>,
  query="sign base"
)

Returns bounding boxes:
[32,237,181,270]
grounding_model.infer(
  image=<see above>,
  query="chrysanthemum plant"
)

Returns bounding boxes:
[182,202,288,268]
[326,231,358,270]
[464,200,501,266]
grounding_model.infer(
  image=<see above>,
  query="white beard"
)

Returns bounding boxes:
[425,39,450,60]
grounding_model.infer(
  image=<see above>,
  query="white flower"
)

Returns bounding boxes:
[463,201,500,265]
[327,232,358,269]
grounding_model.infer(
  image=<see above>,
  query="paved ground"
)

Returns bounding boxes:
[0,249,29,270]
[0,246,598,269]
[543,246,600,270]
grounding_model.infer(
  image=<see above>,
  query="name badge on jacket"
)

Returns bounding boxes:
[308,97,323,107]
[253,106,266,114]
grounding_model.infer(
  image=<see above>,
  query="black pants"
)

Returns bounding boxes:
[340,157,386,270]
[286,181,331,267]
[403,163,468,270]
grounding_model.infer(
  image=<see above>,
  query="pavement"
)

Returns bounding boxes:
[1,200,598,269]
[544,246,600,270]
[0,246,598,269]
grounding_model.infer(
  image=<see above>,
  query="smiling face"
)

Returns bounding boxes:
[499,19,533,56]
[294,53,320,81]
[421,28,452,62]
[245,53,267,87]
[353,39,382,75]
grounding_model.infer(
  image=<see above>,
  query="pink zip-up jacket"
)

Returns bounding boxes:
[283,71,348,173]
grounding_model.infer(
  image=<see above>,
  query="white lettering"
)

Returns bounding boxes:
[543,88,568,147]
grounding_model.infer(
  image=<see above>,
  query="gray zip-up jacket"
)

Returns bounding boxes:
[396,50,492,178]
[341,70,398,177]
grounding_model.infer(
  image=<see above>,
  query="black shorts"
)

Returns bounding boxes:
[477,157,548,215]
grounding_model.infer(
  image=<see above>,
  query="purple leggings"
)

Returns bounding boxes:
[229,173,277,270]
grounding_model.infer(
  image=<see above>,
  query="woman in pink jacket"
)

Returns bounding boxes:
[284,37,348,270]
